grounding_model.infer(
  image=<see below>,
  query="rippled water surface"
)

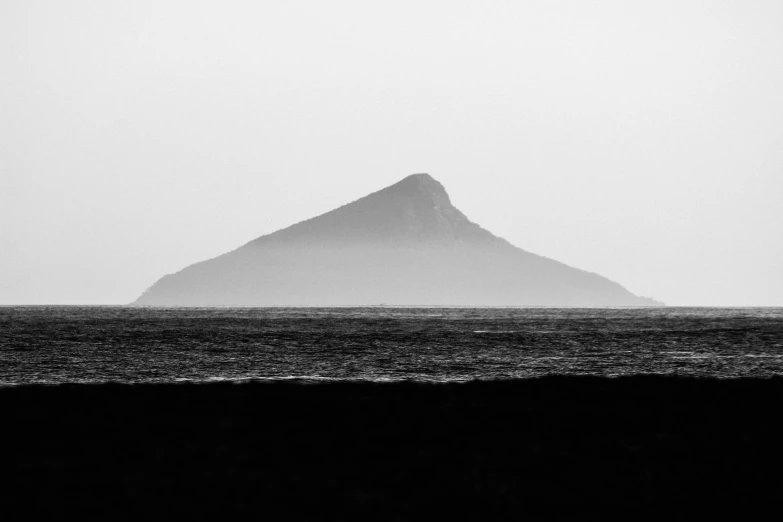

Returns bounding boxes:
[2,307,782,385]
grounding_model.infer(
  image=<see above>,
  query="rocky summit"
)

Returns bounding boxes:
[134,174,659,306]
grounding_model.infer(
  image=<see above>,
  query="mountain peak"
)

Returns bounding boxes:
[254,173,492,246]
[401,172,435,182]
[396,172,439,187]
[385,173,451,206]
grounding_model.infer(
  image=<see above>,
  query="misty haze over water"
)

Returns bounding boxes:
[5,1,782,307]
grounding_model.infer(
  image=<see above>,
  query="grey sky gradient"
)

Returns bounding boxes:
[2,0,782,306]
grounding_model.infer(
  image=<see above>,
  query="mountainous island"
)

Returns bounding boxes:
[135,174,660,306]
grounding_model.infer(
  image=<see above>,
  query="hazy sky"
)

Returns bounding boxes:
[2,0,782,306]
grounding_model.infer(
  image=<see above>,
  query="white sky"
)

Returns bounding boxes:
[2,0,782,306]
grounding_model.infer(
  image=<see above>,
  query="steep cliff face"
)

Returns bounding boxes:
[135,174,660,306]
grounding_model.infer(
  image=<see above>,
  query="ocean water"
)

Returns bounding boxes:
[1,306,782,385]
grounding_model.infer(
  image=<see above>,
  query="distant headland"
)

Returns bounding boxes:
[134,174,662,306]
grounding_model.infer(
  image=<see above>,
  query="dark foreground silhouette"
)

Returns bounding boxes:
[4,377,782,518]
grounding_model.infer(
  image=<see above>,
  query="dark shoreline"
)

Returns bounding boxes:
[4,376,783,518]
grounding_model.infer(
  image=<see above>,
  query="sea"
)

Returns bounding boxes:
[1,306,782,386]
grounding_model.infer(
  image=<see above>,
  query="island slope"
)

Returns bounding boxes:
[135,174,659,306]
